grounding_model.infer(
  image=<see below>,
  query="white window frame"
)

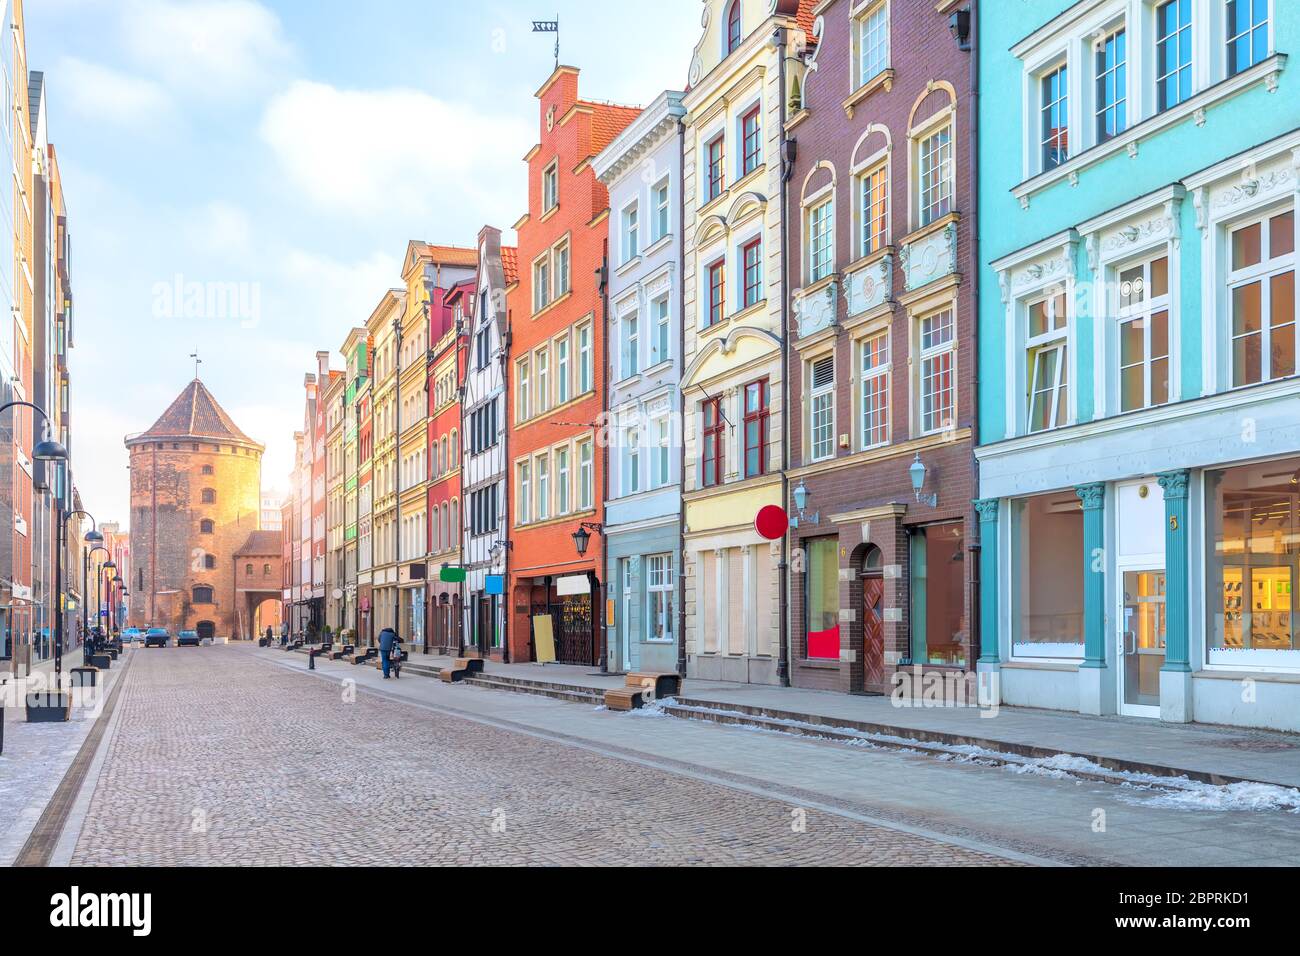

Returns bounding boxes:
[652,295,671,365]
[556,333,571,404]
[856,159,889,258]
[914,117,953,229]
[623,309,640,379]
[516,358,531,423]
[543,160,559,212]
[805,191,835,284]
[535,452,550,521]
[517,459,531,525]
[653,176,671,243]
[622,199,640,264]
[556,446,570,515]
[808,353,836,462]
[1227,204,1296,388]
[653,414,671,487]
[1025,291,1070,433]
[536,346,550,413]
[532,253,552,313]
[917,306,957,436]
[1115,252,1173,412]
[578,439,594,510]
[853,0,890,90]
[858,328,891,450]
[646,553,675,643]
[626,428,641,495]
[577,320,593,394]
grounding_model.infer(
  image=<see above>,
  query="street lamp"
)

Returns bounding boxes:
[84,545,109,663]
[571,522,603,558]
[54,510,99,691]
[790,479,820,529]
[910,453,937,508]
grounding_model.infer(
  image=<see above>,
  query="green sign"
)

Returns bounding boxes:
[439,566,467,584]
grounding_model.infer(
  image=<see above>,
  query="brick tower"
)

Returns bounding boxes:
[125,379,264,638]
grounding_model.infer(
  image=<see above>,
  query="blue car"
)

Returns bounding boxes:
[144,628,170,648]
[177,630,201,647]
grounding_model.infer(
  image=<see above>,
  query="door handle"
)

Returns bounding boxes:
[1123,631,1136,656]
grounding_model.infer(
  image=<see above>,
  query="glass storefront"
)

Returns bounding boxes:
[1207,456,1298,667]
[805,536,839,660]
[909,522,967,665]
[1013,492,1084,658]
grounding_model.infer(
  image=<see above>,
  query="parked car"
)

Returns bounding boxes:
[177,630,201,647]
[144,628,170,648]
[122,628,145,644]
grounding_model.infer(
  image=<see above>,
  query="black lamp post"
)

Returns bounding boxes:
[54,510,99,691]
[84,545,109,663]
[571,522,603,558]
[98,561,117,644]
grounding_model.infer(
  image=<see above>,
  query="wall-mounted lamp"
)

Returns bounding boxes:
[909,453,937,508]
[790,479,819,529]
[949,9,971,51]
[571,522,604,558]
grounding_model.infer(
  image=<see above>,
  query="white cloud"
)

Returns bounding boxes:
[277,248,404,327]
[54,56,172,126]
[259,80,530,221]
[184,200,254,259]
[121,0,294,98]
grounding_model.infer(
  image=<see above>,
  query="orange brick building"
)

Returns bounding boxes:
[506,66,639,665]
[126,379,266,639]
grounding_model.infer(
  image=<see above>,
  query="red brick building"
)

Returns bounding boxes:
[427,277,472,653]
[784,0,977,694]
[506,66,639,665]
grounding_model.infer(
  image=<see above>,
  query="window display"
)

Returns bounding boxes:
[1014,492,1084,657]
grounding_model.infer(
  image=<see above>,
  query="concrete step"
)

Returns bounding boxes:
[460,674,605,706]
[663,697,1260,790]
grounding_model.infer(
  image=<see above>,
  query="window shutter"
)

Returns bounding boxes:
[812,356,835,390]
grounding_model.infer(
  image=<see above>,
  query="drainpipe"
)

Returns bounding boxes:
[597,246,610,673]
[776,24,792,688]
[501,306,512,663]
[966,4,982,671]
[676,115,688,680]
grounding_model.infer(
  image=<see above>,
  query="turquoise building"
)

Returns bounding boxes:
[976,0,1300,729]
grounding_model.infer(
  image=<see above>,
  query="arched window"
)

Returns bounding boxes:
[202,464,214,475]
[725,0,742,54]
[202,488,216,504]
[450,498,459,541]
[450,430,458,468]
[204,554,217,570]
[192,586,214,604]
[245,563,254,575]
[262,564,271,575]
[200,519,215,534]
[441,503,449,549]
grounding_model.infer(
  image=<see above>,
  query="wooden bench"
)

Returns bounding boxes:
[438,655,486,683]
[329,645,354,661]
[351,647,376,665]
[603,671,682,712]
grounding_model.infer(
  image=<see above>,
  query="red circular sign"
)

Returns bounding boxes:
[754,505,789,540]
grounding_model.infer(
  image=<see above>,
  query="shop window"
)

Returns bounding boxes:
[1013,493,1084,657]
[805,537,840,660]
[908,522,966,665]
[1206,456,1299,666]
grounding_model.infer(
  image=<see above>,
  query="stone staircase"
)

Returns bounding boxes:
[459,672,605,706]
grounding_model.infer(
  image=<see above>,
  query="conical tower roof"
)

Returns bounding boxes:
[125,378,263,451]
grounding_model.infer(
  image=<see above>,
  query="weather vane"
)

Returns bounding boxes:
[190,348,202,380]
[532,15,559,69]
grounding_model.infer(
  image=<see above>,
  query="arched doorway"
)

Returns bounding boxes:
[197,620,216,642]
[861,546,885,691]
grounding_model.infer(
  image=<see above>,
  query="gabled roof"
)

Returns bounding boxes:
[405,241,479,275]
[501,246,519,285]
[235,530,281,557]
[581,101,643,155]
[127,379,262,450]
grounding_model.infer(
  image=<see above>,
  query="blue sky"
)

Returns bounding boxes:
[25,0,700,524]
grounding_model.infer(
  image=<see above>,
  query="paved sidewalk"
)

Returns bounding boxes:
[356,651,1300,790]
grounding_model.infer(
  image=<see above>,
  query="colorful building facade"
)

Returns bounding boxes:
[507,66,639,666]
[593,89,687,674]
[977,0,1300,730]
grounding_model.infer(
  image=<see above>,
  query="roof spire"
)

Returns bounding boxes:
[189,347,202,381]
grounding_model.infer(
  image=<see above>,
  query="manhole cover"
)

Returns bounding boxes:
[1215,737,1297,752]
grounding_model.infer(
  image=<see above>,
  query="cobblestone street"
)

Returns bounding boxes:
[68,647,1018,866]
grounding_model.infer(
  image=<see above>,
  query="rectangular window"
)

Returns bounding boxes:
[1026,292,1068,432]
[1040,63,1069,170]
[701,397,724,487]
[1230,209,1296,386]
[1156,0,1193,112]
[652,296,670,364]
[918,125,952,226]
[517,460,531,524]
[517,359,531,422]
[742,238,762,307]
[654,178,670,241]
[578,440,593,510]
[654,416,670,486]
[624,312,639,378]
[1207,455,1300,664]
[1095,27,1127,143]
[908,522,967,666]
[1227,0,1269,76]
[554,241,570,296]
[857,1,889,87]
[578,323,593,393]
[706,259,726,327]
[623,203,639,262]
[647,553,675,643]
[1014,492,1085,658]
[536,347,550,412]
[706,134,725,201]
[743,379,769,478]
[556,447,570,514]
[919,308,956,434]
[809,355,835,462]
[536,454,549,521]
[1118,255,1171,412]
[543,161,559,211]
[556,336,570,404]
[860,331,890,448]
[859,163,888,256]
[476,328,490,370]
[808,199,834,282]
[741,106,761,177]
[532,256,551,313]
[806,536,840,660]
[627,430,641,495]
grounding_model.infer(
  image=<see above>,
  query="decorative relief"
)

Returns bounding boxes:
[1100,215,1172,256]
[845,254,892,317]
[794,280,838,339]
[901,222,957,292]
[1213,166,1295,210]
[1012,256,1068,293]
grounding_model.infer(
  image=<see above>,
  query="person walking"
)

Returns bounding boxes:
[379,626,400,679]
